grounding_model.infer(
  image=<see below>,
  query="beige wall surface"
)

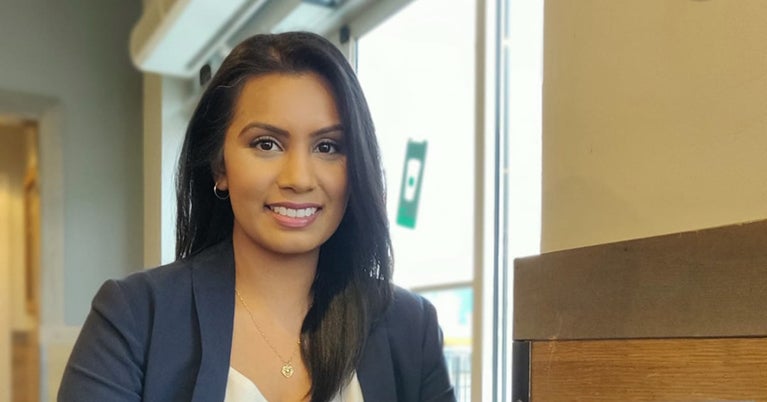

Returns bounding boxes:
[542,0,767,251]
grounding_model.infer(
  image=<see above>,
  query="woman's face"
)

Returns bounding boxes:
[217,72,348,256]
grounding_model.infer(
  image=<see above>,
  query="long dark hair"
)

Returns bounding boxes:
[175,32,392,401]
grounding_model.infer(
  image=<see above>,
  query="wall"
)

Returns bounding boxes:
[542,0,767,251]
[0,120,41,402]
[0,0,143,322]
[0,0,143,399]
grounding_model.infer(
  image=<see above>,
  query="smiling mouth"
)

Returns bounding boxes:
[268,205,320,218]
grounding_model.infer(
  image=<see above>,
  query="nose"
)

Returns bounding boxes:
[276,149,316,193]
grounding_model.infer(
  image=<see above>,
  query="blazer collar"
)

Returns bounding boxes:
[357,318,397,401]
[189,240,236,402]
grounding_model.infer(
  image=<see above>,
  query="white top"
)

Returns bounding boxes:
[224,366,365,402]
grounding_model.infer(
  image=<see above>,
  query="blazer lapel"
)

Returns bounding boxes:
[189,241,236,402]
[357,320,397,401]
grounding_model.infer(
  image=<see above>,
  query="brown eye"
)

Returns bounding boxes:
[251,137,282,152]
[315,141,340,154]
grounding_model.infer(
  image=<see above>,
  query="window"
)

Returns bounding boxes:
[354,0,477,400]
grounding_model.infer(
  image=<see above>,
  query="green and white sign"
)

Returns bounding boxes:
[396,140,427,229]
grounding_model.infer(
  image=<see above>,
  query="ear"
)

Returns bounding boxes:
[214,168,228,191]
[212,161,228,191]
[215,176,228,191]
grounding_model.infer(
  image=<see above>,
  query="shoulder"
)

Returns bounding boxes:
[375,286,456,401]
[84,259,193,337]
[104,240,230,302]
[90,244,225,330]
[91,240,233,325]
[112,258,193,297]
[89,259,192,317]
[60,251,221,401]
[387,285,438,323]
[381,285,442,346]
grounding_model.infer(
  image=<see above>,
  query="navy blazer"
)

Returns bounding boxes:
[58,240,456,402]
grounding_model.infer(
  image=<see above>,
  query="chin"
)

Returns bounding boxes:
[264,238,325,256]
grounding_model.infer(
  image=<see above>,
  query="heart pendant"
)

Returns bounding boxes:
[281,363,295,378]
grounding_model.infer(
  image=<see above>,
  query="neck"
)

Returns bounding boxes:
[231,229,317,319]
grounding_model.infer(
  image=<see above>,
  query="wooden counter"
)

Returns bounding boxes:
[513,220,767,401]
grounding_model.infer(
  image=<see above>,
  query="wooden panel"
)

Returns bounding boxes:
[515,220,767,340]
[531,338,767,401]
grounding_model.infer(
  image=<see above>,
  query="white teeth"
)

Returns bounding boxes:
[271,206,318,218]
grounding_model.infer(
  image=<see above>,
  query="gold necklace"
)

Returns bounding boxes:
[235,288,301,378]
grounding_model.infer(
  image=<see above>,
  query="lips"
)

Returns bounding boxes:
[266,203,321,228]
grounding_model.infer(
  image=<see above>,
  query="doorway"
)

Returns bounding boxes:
[0,117,41,402]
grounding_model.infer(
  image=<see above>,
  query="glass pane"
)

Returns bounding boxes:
[356,0,476,289]
[419,286,473,401]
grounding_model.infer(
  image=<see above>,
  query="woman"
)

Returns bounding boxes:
[58,32,455,402]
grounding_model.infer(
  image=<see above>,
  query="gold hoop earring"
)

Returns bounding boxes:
[213,183,229,200]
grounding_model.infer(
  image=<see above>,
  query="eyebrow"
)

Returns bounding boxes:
[239,122,344,138]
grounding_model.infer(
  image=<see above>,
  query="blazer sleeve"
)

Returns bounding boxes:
[419,298,457,402]
[58,279,149,401]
